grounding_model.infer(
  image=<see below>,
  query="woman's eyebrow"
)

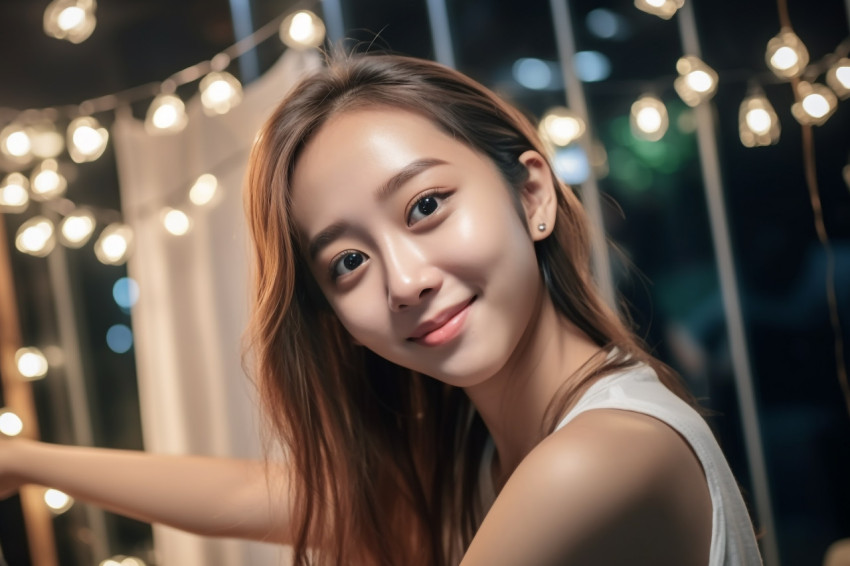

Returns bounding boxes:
[374,158,447,201]
[308,158,449,261]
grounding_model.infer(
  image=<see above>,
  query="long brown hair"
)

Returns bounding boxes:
[242,52,693,566]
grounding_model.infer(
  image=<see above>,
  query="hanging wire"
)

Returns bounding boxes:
[776,0,850,419]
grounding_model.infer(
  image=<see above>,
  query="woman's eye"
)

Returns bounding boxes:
[331,251,368,279]
[407,193,445,225]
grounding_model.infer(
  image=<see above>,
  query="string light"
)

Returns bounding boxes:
[189,173,219,206]
[738,92,780,147]
[67,116,109,162]
[44,488,74,514]
[633,0,684,20]
[765,28,809,79]
[791,81,838,126]
[0,123,33,165]
[145,93,188,135]
[94,223,133,265]
[43,0,97,43]
[674,56,718,107]
[162,208,191,236]
[826,57,850,99]
[0,173,30,213]
[15,216,56,257]
[199,71,243,116]
[280,10,326,49]
[630,95,669,141]
[0,410,24,437]
[539,107,586,147]
[29,159,68,201]
[15,347,49,380]
[59,209,96,247]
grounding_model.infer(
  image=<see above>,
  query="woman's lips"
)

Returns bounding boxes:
[409,297,475,347]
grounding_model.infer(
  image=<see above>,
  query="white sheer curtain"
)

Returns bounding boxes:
[112,49,320,566]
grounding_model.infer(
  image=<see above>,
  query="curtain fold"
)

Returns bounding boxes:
[112,48,320,566]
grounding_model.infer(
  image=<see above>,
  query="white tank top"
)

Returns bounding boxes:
[480,363,764,565]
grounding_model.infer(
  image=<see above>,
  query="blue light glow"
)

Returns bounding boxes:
[553,145,591,185]
[574,51,611,82]
[113,277,140,309]
[106,324,133,354]
[512,58,553,90]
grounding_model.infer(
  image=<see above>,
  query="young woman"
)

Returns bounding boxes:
[1,53,762,566]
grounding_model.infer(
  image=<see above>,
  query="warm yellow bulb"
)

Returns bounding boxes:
[162,208,191,236]
[44,0,96,43]
[0,411,24,437]
[189,174,219,206]
[280,10,326,49]
[60,211,96,247]
[95,223,133,265]
[16,216,56,257]
[29,159,67,201]
[44,488,74,513]
[200,72,243,116]
[791,81,837,126]
[68,116,108,162]
[539,107,586,147]
[765,28,809,79]
[674,56,718,107]
[0,173,30,212]
[16,347,49,379]
[146,94,188,134]
[630,95,669,141]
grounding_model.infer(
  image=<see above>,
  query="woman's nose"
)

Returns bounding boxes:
[382,236,442,311]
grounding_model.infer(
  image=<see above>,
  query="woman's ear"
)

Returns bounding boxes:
[518,150,558,241]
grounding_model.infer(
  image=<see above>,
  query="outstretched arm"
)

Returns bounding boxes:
[0,438,293,544]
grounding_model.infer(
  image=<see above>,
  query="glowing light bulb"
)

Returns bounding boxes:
[29,159,67,201]
[280,10,326,49]
[145,94,188,134]
[630,95,669,141]
[1,123,35,166]
[0,411,24,437]
[162,208,191,236]
[189,173,219,206]
[0,173,30,213]
[5,130,31,157]
[791,81,837,126]
[826,57,850,99]
[738,93,780,147]
[16,216,56,257]
[539,107,586,147]
[100,557,146,566]
[200,72,243,116]
[634,0,683,19]
[44,0,96,43]
[95,223,133,265]
[765,28,809,79]
[67,116,108,162]
[60,209,96,247]
[15,347,49,379]
[674,56,718,107]
[44,488,74,513]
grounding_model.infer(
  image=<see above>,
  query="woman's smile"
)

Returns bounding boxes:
[408,296,476,346]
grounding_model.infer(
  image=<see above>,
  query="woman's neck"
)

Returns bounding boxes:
[463,289,602,487]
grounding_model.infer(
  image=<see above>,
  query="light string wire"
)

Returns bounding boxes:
[777,0,850,419]
[0,0,319,119]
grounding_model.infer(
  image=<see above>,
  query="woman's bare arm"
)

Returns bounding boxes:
[0,438,293,544]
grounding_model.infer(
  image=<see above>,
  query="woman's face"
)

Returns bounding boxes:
[290,108,547,387]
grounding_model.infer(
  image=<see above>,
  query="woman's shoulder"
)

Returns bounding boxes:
[462,408,712,565]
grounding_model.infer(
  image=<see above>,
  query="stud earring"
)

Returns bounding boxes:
[537,222,547,232]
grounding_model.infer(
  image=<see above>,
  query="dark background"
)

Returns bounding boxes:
[1,0,848,564]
